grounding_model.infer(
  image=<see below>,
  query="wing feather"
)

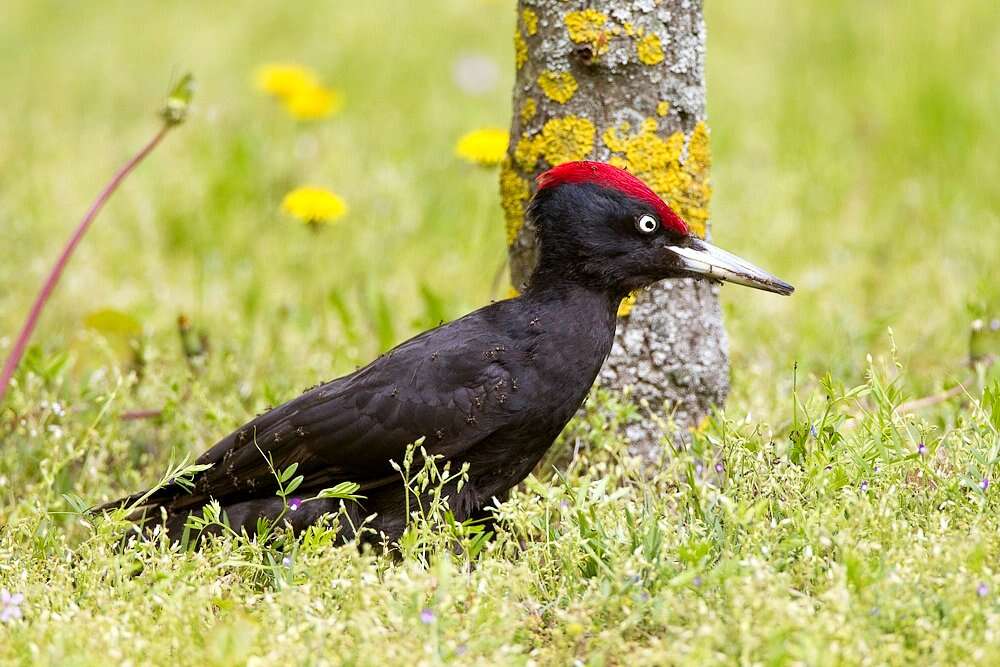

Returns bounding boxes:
[153,313,516,512]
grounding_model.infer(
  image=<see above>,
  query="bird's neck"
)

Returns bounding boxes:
[522,280,620,341]
[525,259,624,305]
[511,281,620,417]
[528,244,631,304]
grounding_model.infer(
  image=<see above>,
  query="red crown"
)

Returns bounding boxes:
[536,161,689,236]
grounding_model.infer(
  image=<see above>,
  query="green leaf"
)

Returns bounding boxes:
[372,291,396,353]
[465,530,493,559]
[255,516,272,541]
[62,493,90,515]
[278,463,298,483]
[284,475,304,495]
[314,482,364,502]
[328,289,359,343]
[417,282,449,327]
[984,381,1000,432]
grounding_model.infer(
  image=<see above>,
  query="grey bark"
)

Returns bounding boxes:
[503,0,729,457]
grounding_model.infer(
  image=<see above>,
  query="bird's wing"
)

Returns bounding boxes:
[160,311,522,511]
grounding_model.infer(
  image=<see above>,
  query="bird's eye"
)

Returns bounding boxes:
[636,214,658,234]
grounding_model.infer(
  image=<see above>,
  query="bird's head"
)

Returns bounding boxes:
[526,161,793,298]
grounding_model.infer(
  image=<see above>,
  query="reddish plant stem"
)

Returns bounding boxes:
[120,408,164,422]
[0,124,172,405]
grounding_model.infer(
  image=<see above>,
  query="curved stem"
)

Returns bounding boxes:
[0,124,172,405]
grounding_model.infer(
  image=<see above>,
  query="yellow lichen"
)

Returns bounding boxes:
[513,135,539,171]
[656,101,671,117]
[537,70,578,104]
[505,285,521,299]
[500,160,531,245]
[617,291,639,317]
[522,8,538,36]
[514,30,527,70]
[637,33,665,65]
[603,118,712,237]
[512,116,596,171]
[538,116,596,166]
[520,98,537,124]
[565,9,606,42]
[684,121,713,235]
[564,9,609,55]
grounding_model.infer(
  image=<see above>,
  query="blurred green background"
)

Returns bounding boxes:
[1,0,998,422]
[2,3,1000,663]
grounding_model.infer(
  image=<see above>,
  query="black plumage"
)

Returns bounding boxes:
[106,161,792,545]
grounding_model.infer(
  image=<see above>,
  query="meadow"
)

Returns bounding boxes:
[1,0,1000,664]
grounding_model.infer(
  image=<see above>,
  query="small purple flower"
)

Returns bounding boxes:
[860,480,869,493]
[695,462,704,476]
[978,582,989,597]
[981,478,990,492]
[917,443,927,457]
[1,589,23,623]
[282,556,292,567]
[809,424,818,438]
[715,462,724,474]
[873,464,880,474]
[288,497,302,511]
[419,607,436,625]
[692,576,702,588]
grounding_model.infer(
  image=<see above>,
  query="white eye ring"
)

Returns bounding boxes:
[636,214,658,234]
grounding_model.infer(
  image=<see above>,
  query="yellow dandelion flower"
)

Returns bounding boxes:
[283,85,342,120]
[83,309,142,338]
[255,63,320,98]
[281,186,348,226]
[255,62,342,120]
[455,127,509,166]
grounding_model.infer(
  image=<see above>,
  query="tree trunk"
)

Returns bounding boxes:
[502,0,729,457]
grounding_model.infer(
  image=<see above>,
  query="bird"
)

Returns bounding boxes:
[103,161,793,547]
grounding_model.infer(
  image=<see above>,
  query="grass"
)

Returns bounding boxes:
[1,0,999,664]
